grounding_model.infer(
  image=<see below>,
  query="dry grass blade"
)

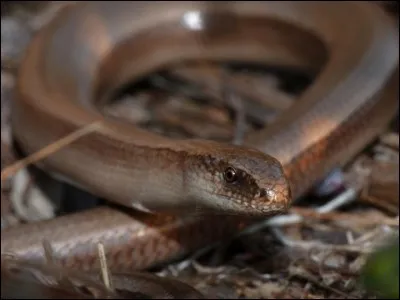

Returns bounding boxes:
[1,121,103,182]
[1,255,116,299]
[290,207,399,227]
[288,264,356,299]
[271,227,384,254]
[97,242,113,292]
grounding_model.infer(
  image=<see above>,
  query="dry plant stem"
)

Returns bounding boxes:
[239,187,359,236]
[291,207,399,227]
[97,243,113,292]
[191,261,227,274]
[288,265,356,299]
[351,225,394,245]
[42,240,56,267]
[41,240,76,290]
[272,224,396,255]
[0,121,103,182]
[272,227,375,254]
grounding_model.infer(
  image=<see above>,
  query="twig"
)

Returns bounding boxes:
[191,261,227,274]
[42,239,62,283]
[289,264,356,299]
[351,225,395,245]
[41,240,77,289]
[1,121,103,182]
[290,207,399,227]
[239,187,359,236]
[271,227,374,254]
[42,239,56,266]
[97,242,113,291]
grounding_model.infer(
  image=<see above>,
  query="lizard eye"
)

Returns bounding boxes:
[224,167,238,183]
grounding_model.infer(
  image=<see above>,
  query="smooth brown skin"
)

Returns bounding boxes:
[1,1,399,298]
[11,1,293,217]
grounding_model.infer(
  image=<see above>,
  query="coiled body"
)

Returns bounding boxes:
[1,1,399,295]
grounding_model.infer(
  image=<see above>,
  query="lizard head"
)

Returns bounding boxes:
[183,140,292,216]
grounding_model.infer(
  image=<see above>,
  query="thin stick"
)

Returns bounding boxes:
[1,121,102,182]
[289,264,356,299]
[291,207,399,227]
[97,242,113,291]
[41,239,69,286]
[271,227,374,254]
[42,239,56,266]
[239,187,358,236]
